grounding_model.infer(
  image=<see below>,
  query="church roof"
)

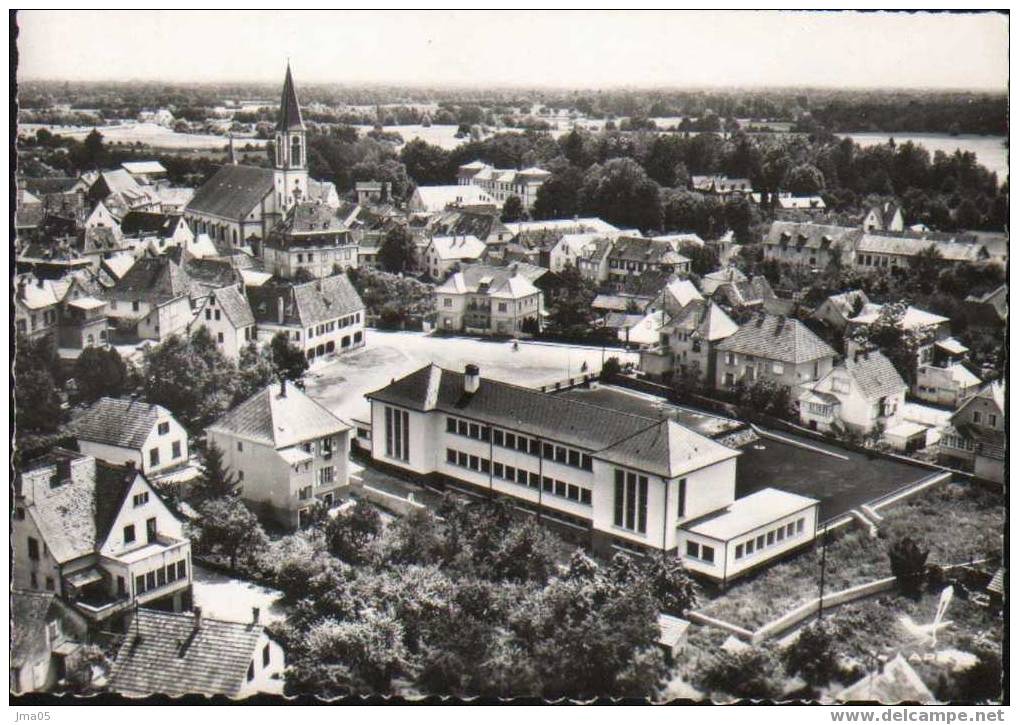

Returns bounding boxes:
[277,64,305,132]
[185,164,274,221]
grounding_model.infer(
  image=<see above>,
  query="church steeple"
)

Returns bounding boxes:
[277,63,305,132]
[273,62,308,211]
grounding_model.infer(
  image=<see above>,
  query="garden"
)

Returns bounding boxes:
[697,480,1003,631]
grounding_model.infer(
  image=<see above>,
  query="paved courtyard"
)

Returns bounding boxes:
[304,330,638,423]
[191,563,287,625]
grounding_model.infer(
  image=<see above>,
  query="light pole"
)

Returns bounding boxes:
[818,524,830,621]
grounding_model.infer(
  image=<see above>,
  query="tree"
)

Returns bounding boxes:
[643,556,699,616]
[578,158,663,232]
[501,195,525,223]
[270,332,309,382]
[72,346,131,405]
[81,128,106,168]
[194,441,238,501]
[15,333,64,434]
[141,328,238,432]
[785,163,826,195]
[194,497,268,570]
[782,622,840,688]
[378,225,416,274]
[547,263,596,332]
[700,646,783,700]
[325,500,383,564]
[532,163,584,220]
[888,536,929,595]
[234,341,276,404]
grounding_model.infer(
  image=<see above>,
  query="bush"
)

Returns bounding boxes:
[888,536,930,596]
[782,622,839,688]
[699,646,783,701]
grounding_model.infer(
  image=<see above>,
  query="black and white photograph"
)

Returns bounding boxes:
[9,8,1008,709]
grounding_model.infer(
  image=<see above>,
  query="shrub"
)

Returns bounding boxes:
[888,536,930,595]
[699,646,783,701]
[782,622,839,688]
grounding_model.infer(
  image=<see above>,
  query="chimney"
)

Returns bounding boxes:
[36,276,45,288]
[277,296,285,325]
[464,364,480,395]
[252,607,260,624]
[279,377,287,398]
[193,606,203,631]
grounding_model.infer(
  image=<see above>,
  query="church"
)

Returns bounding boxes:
[184,65,333,250]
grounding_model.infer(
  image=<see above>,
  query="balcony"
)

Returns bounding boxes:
[112,534,189,568]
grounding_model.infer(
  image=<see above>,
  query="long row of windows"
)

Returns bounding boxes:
[735,518,806,560]
[444,416,594,472]
[308,312,361,339]
[445,449,593,505]
[135,559,187,596]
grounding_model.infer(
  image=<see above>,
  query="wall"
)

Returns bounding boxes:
[139,414,190,474]
[138,297,191,341]
[236,633,286,698]
[722,503,818,580]
[77,441,143,472]
[191,295,255,361]
[12,509,63,594]
[208,431,299,525]
[370,402,439,476]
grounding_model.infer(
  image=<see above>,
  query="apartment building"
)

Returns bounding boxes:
[366,364,819,582]
[456,161,552,210]
[434,264,543,337]
[715,314,837,394]
[206,379,351,529]
[261,200,359,279]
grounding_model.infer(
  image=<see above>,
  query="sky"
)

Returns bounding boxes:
[15,10,1009,90]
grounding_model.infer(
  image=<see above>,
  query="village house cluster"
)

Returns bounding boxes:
[12,62,1006,701]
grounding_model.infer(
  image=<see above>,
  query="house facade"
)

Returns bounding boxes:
[938,380,1005,484]
[70,397,190,477]
[366,364,819,581]
[423,235,487,280]
[105,256,193,342]
[715,314,837,395]
[641,299,739,385]
[262,201,359,279]
[10,591,90,693]
[434,264,543,337]
[189,284,257,361]
[607,237,691,284]
[206,380,351,529]
[797,350,907,436]
[762,221,860,269]
[456,161,551,210]
[13,450,193,629]
[247,275,366,361]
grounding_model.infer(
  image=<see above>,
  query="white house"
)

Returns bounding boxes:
[456,161,551,210]
[366,364,819,581]
[69,397,190,476]
[13,450,193,628]
[797,349,908,437]
[247,275,366,362]
[408,185,495,214]
[423,235,487,280]
[189,284,257,361]
[434,264,543,337]
[207,379,351,529]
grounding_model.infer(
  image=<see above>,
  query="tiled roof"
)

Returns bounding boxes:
[208,285,255,328]
[14,275,68,310]
[856,233,988,262]
[185,165,274,220]
[121,211,183,238]
[427,234,487,262]
[109,256,189,303]
[610,236,690,265]
[717,313,836,364]
[368,365,736,478]
[817,290,870,319]
[669,300,739,342]
[19,453,138,563]
[247,276,363,328]
[841,351,907,401]
[837,654,935,704]
[430,210,509,242]
[413,185,493,212]
[270,201,349,238]
[987,568,1004,596]
[69,397,171,449]
[108,609,265,698]
[597,419,739,478]
[182,257,242,297]
[662,278,704,309]
[713,275,776,308]
[435,264,541,299]
[848,304,948,330]
[98,169,144,197]
[22,177,80,195]
[207,379,347,448]
[764,221,861,250]
[277,64,304,132]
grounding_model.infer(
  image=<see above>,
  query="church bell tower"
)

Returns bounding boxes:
[273,63,308,211]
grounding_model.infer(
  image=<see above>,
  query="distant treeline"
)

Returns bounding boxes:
[18,81,1007,135]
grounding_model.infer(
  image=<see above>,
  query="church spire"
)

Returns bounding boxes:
[277,63,304,132]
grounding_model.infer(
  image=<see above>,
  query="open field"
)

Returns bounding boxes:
[304,330,638,423]
[697,481,1003,630]
[18,122,267,150]
[735,435,933,523]
[353,124,477,150]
